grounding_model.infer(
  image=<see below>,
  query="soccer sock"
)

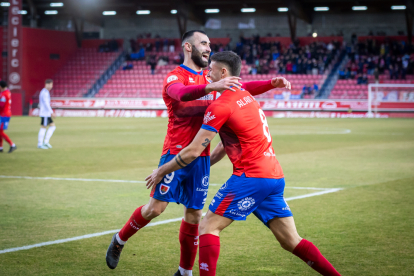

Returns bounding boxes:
[292,239,341,276]
[38,128,46,146]
[44,125,56,144]
[199,234,220,276]
[179,219,199,272]
[0,130,13,145]
[118,205,150,242]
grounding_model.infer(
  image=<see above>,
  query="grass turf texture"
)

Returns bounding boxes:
[0,117,413,275]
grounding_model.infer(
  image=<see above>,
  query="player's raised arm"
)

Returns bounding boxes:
[241,77,292,96]
[146,128,217,189]
[210,141,226,167]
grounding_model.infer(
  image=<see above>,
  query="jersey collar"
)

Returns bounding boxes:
[180,64,203,76]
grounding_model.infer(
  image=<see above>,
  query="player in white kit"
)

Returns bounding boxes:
[38,79,56,149]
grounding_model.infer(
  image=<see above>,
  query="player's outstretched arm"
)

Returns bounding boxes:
[210,141,226,167]
[167,76,242,102]
[241,77,291,96]
[145,129,217,189]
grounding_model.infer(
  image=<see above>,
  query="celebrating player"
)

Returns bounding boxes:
[0,81,17,153]
[146,51,341,276]
[106,30,291,276]
[38,79,56,149]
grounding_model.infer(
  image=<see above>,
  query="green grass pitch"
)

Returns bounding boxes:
[0,117,413,275]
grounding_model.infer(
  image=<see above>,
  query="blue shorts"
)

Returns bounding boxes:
[150,151,210,210]
[209,173,293,227]
[0,117,10,130]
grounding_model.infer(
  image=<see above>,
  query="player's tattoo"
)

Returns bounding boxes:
[202,138,211,147]
[175,155,185,168]
[177,153,188,166]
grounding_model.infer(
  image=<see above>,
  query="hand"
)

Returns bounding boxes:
[271,77,291,90]
[145,168,164,190]
[51,113,56,119]
[206,76,242,92]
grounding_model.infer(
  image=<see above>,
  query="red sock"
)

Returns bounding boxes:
[118,205,150,242]
[293,239,341,276]
[179,219,199,270]
[0,135,3,148]
[0,130,13,145]
[199,234,220,276]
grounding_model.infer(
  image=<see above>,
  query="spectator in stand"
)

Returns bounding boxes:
[169,41,175,53]
[148,55,157,75]
[122,61,133,70]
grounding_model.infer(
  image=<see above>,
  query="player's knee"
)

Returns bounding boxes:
[146,206,164,218]
[277,236,302,252]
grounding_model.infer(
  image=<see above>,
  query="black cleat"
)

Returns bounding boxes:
[8,145,16,153]
[173,269,182,276]
[106,233,124,269]
[0,148,3,153]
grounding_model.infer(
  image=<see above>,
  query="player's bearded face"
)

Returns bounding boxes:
[191,44,209,68]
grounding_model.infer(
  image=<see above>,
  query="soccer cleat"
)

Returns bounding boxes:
[173,269,182,276]
[106,233,124,269]
[44,143,53,149]
[0,148,3,153]
[38,145,48,149]
[8,145,17,153]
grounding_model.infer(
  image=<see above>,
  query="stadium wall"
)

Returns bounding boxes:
[21,28,78,104]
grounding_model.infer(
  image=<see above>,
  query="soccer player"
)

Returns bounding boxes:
[146,51,341,276]
[106,30,291,276]
[0,80,17,153]
[38,79,56,149]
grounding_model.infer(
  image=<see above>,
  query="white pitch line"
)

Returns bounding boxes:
[0,175,147,184]
[0,188,342,255]
[0,175,330,190]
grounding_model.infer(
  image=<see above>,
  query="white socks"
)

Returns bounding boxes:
[44,126,56,144]
[38,128,46,146]
[116,233,126,245]
[178,266,193,276]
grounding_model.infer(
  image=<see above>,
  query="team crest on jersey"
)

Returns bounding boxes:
[203,112,216,124]
[205,75,213,83]
[167,75,178,83]
[160,184,170,195]
[238,197,256,211]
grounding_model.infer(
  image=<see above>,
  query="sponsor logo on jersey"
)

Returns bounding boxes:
[236,96,254,108]
[167,75,178,83]
[264,146,276,157]
[160,184,170,195]
[197,94,215,101]
[176,145,182,149]
[201,175,209,187]
[210,198,216,206]
[203,112,216,124]
[189,77,195,83]
[237,197,256,211]
[200,263,209,271]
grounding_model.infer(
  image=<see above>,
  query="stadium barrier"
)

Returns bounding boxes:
[28,98,414,118]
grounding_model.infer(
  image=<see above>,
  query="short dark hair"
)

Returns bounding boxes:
[181,30,207,46]
[0,80,7,88]
[45,79,53,84]
[210,51,242,77]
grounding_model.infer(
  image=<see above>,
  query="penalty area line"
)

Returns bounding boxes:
[0,188,342,255]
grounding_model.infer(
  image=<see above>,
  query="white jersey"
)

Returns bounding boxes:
[39,88,53,117]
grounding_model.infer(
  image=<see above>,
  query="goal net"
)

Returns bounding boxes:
[368,83,414,117]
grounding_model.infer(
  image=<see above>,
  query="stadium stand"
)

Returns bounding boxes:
[50,48,120,97]
[330,36,413,99]
[97,37,336,99]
